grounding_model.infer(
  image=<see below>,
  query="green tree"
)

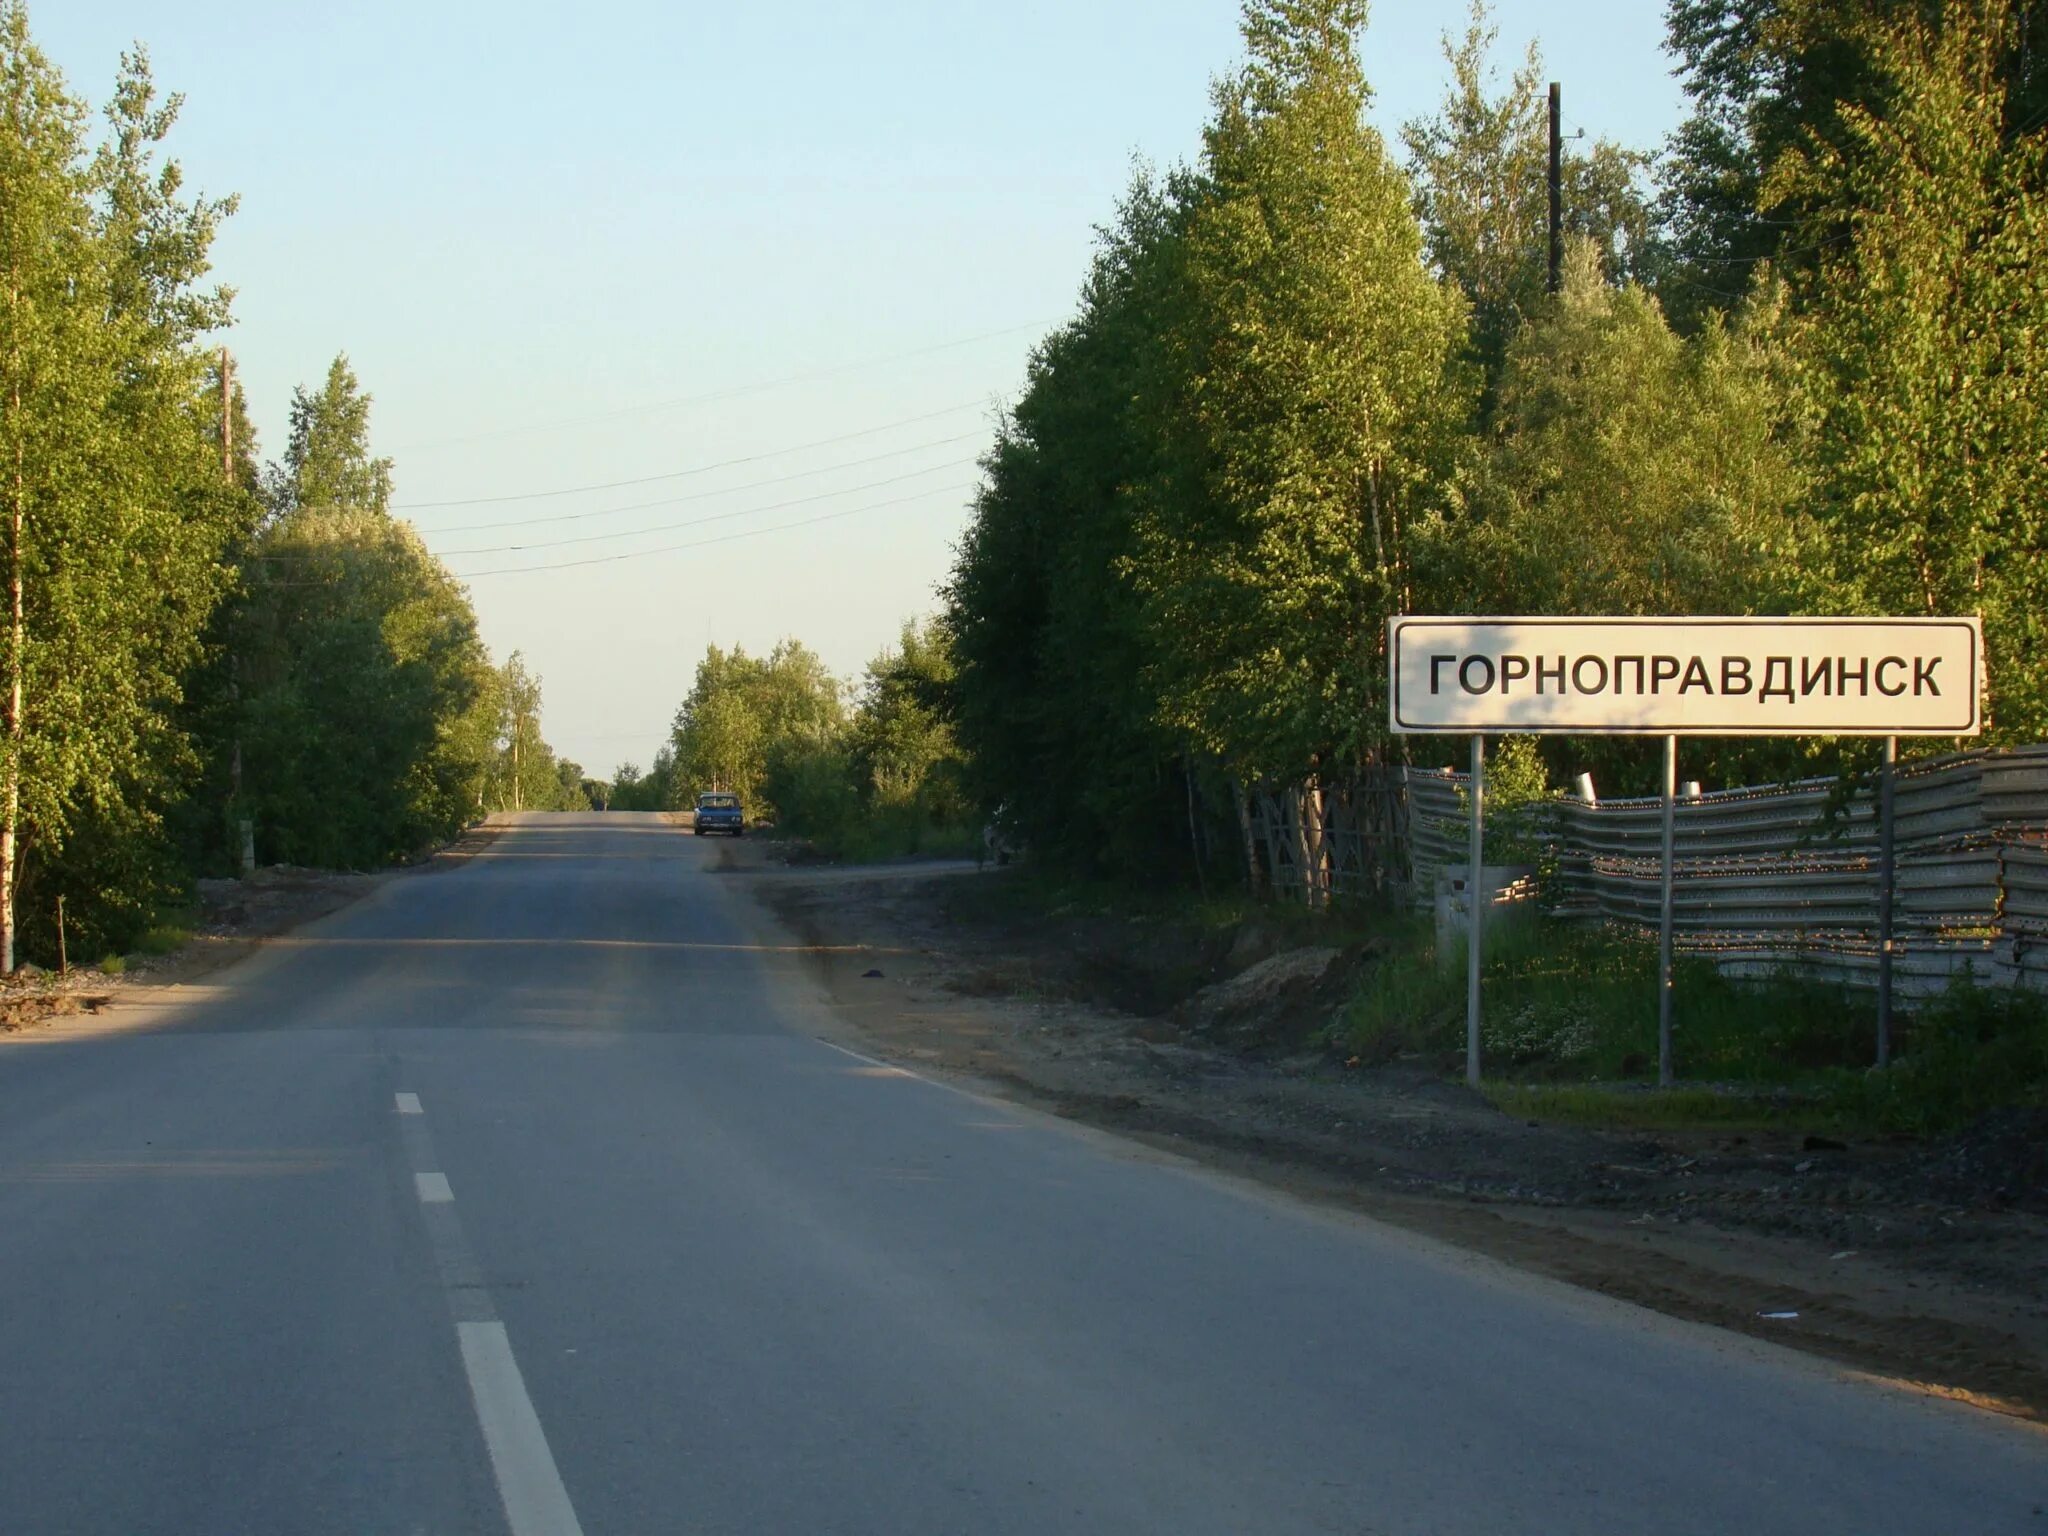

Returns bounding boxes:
[0,13,244,965]
[1439,240,1806,621]
[668,640,844,816]
[1657,0,2048,330]
[1132,0,1470,783]
[235,507,491,864]
[230,358,496,865]
[947,171,1195,871]
[495,650,545,812]
[607,745,676,812]
[267,354,391,520]
[1775,2,2048,740]
[847,617,966,822]
[551,758,591,811]
[1403,2,1655,400]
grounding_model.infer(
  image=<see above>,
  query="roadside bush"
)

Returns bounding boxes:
[1839,984,2048,1135]
[1338,910,2048,1137]
[1336,915,1878,1083]
[763,743,861,843]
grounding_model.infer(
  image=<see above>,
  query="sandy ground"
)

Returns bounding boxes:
[731,837,2048,1423]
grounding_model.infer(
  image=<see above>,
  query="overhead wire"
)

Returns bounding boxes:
[433,458,979,556]
[388,320,1047,455]
[449,481,978,578]
[419,429,987,534]
[395,400,989,511]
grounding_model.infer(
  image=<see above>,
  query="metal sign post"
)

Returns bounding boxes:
[1877,735,1898,1066]
[1467,734,1484,1089]
[1658,736,1677,1087]
[1387,616,1984,1085]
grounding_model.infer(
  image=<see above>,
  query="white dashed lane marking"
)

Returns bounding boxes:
[393,1085,586,1534]
[458,1322,587,1536]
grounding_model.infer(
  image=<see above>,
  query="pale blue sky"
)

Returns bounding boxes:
[45,2,1686,776]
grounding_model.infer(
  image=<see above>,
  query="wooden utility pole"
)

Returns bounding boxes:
[1548,82,1563,294]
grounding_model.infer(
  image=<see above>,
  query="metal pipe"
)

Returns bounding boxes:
[1658,734,1677,1088]
[1467,734,1485,1090]
[1877,735,1897,1066]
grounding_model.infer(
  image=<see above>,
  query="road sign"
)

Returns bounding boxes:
[1387,616,1983,737]
[1391,613,1986,1093]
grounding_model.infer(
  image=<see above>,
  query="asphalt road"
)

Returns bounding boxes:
[0,812,2040,1535]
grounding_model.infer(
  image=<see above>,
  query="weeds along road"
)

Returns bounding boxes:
[0,813,2040,1535]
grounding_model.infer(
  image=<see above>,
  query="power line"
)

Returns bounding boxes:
[395,401,988,510]
[433,458,979,556]
[248,446,980,563]
[420,429,985,534]
[389,321,1048,455]
[451,482,977,578]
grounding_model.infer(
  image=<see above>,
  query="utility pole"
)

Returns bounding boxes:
[1548,81,1563,294]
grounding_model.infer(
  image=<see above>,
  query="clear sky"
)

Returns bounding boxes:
[44,1,1687,777]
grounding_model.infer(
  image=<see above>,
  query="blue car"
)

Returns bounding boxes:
[693,792,745,836]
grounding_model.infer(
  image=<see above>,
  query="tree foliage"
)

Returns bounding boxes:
[0,11,248,962]
[1658,0,2048,329]
[667,640,844,815]
[217,361,582,864]
[846,617,966,821]
[1403,3,1656,399]
[9,0,2048,945]
[1439,241,1807,621]
[1773,2,2048,739]
[947,173,1191,870]
[1132,0,1470,783]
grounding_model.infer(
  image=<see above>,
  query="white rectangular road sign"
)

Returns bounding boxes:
[1388,616,1983,736]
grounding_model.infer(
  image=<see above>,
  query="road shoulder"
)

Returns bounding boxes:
[727,839,2048,1425]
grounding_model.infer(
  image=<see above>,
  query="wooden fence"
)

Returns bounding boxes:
[1245,774,1410,905]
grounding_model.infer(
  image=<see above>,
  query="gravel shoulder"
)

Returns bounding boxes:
[734,840,2048,1424]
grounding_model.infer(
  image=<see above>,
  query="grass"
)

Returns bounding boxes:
[133,922,191,957]
[816,809,981,864]
[1484,1082,1844,1134]
[980,864,1399,953]
[1331,914,2048,1136]
[97,954,126,975]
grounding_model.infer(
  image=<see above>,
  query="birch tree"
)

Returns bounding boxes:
[1775,2,2048,740]
[0,14,241,966]
[1132,0,1469,784]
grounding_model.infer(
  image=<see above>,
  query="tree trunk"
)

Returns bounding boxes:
[1303,774,1329,910]
[1183,755,1207,899]
[1292,785,1314,908]
[1233,781,1262,894]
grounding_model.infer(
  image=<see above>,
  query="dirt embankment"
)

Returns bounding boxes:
[739,844,2048,1423]
[0,821,503,1031]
